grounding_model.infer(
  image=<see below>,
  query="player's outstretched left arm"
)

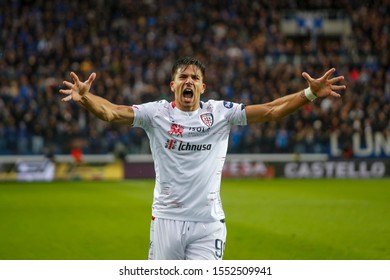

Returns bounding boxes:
[245,68,346,124]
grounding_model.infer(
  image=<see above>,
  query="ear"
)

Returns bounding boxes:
[170,81,175,92]
[201,83,206,94]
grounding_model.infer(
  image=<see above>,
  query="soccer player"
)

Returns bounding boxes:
[59,56,346,260]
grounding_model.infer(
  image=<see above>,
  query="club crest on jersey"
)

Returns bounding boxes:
[200,113,214,127]
[168,123,184,137]
[223,101,233,109]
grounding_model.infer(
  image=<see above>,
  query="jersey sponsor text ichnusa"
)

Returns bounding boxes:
[165,139,212,151]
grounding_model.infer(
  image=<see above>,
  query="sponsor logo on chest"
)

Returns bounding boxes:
[166,112,214,138]
[165,140,212,151]
[164,112,215,152]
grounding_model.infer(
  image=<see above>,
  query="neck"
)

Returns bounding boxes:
[172,101,199,111]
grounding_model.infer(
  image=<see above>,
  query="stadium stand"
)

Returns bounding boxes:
[0,0,388,158]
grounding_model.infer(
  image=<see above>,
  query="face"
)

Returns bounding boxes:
[170,65,206,111]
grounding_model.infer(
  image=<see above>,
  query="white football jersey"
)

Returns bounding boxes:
[132,99,247,222]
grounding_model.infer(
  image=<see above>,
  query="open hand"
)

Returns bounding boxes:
[302,68,346,98]
[60,72,96,102]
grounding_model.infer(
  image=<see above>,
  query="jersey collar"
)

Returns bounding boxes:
[171,101,203,109]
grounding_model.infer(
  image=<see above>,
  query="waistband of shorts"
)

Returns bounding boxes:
[152,215,225,223]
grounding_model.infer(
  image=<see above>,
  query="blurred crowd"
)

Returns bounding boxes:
[0,0,389,158]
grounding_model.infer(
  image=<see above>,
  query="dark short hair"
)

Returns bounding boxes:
[171,56,206,80]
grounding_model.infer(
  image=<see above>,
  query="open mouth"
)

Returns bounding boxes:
[183,88,194,100]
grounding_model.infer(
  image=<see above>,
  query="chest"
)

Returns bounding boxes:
[152,109,227,141]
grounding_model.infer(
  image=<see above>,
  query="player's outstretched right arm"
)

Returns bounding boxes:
[59,72,134,124]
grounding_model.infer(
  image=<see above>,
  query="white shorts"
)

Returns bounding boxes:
[148,217,227,260]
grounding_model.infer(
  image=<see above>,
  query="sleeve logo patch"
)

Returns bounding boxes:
[223,101,233,109]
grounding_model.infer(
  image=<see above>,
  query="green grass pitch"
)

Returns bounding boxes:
[0,179,389,260]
